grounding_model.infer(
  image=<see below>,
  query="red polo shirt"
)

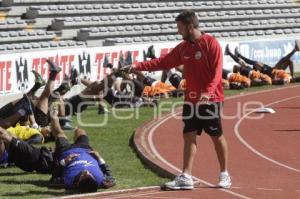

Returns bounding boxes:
[134,33,224,104]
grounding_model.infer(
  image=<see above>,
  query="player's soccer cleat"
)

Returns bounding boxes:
[146,45,156,59]
[70,67,79,86]
[98,104,110,114]
[63,73,69,82]
[224,44,230,56]
[32,70,46,86]
[61,122,73,130]
[46,59,62,73]
[234,47,242,57]
[46,59,62,80]
[164,174,194,190]
[14,94,33,115]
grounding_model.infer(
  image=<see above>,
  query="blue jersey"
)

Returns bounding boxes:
[0,150,9,167]
[60,148,104,189]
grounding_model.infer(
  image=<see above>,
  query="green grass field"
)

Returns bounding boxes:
[0,85,289,198]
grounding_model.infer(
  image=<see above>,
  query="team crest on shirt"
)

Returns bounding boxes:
[195,51,202,60]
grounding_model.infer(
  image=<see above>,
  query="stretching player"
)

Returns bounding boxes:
[225,41,300,84]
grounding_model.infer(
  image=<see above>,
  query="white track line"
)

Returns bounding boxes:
[146,85,300,199]
[135,196,190,199]
[59,186,160,199]
[148,113,253,199]
[60,85,300,199]
[104,190,162,199]
[256,188,283,191]
[234,95,300,173]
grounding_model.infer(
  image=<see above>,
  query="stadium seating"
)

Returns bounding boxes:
[0,29,57,44]
[0,0,299,50]
[0,18,27,30]
[0,40,86,52]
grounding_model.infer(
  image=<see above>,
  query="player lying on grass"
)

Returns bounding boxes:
[1,59,68,129]
[225,45,273,86]
[0,110,115,193]
[27,59,62,128]
[222,68,250,89]
[141,46,186,97]
[225,40,300,85]
[48,109,115,192]
[52,64,158,116]
[0,94,35,129]
[0,95,60,144]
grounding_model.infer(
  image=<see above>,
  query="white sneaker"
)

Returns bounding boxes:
[218,173,232,188]
[164,174,194,190]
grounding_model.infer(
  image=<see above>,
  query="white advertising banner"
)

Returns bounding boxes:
[1,37,299,106]
[0,42,178,97]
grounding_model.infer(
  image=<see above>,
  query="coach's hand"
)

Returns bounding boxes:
[199,93,210,105]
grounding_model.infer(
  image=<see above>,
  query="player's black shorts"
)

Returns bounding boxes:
[143,76,156,86]
[55,135,92,154]
[65,95,87,115]
[261,64,273,77]
[104,89,133,108]
[34,108,50,127]
[103,89,115,105]
[132,79,144,97]
[0,102,14,118]
[169,73,182,89]
[239,66,251,77]
[8,138,53,173]
[182,102,223,136]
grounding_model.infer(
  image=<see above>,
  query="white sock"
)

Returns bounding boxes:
[220,171,229,176]
[227,72,233,80]
[151,80,159,87]
[99,157,106,165]
[31,123,39,129]
[166,70,174,79]
[182,173,192,179]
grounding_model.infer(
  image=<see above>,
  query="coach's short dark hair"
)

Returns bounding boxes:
[175,10,199,28]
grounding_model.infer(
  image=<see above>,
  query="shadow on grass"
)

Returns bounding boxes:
[1,190,65,197]
[0,171,31,177]
[1,179,49,188]
[0,179,87,197]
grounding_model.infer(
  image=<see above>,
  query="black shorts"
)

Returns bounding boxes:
[34,108,50,127]
[104,89,133,108]
[8,138,53,173]
[55,135,92,155]
[239,66,251,77]
[0,102,14,118]
[132,79,144,97]
[182,102,223,136]
[65,95,87,115]
[169,73,182,89]
[261,64,273,77]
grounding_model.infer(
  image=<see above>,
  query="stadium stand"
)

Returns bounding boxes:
[0,0,299,50]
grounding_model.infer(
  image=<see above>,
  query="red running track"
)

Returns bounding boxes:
[65,85,300,199]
